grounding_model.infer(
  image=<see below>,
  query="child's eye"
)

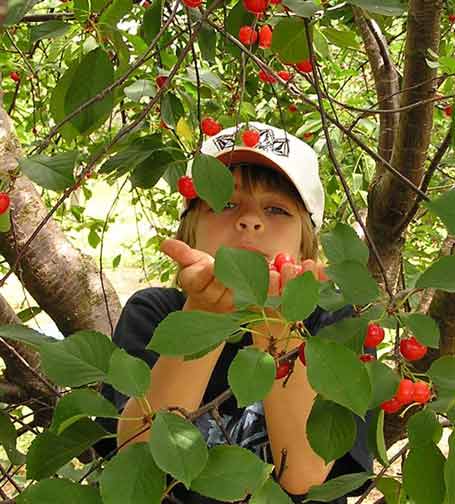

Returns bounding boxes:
[267,206,290,215]
[223,202,237,210]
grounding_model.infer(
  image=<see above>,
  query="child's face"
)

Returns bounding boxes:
[194,168,304,263]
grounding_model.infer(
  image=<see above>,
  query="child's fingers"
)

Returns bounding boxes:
[301,259,318,279]
[160,238,210,268]
[178,260,215,294]
[268,270,280,297]
[279,263,300,293]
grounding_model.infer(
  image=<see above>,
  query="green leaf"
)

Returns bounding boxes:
[99,443,165,504]
[26,418,109,480]
[321,27,360,50]
[282,271,319,322]
[149,411,208,489]
[105,348,151,398]
[16,306,42,323]
[228,348,275,407]
[190,445,273,501]
[282,0,320,17]
[192,154,235,214]
[4,0,35,25]
[0,209,11,233]
[50,389,118,435]
[302,472,373,503]
[39,330,116,387]
[16,478,103,504]
[320,223,369,266]
[30,21,71,43]
[425,189,455,235]
[416,256,455,292]
[130,148,181,189]
[98,0,132,34]
[214,246,268,309]
[160,92,184,128]
[140,0,162,44]
[427,356,455,391]
[403,444,446,504]
[375,477,403,504]
[307,397,357,464]
[317,317,367,354]
[306,337,371,418]
[124,80,156,102]
[50,62,80,142]
[349,0,407,16]
[198,24,217,63]
[325,261,380,305]
[318,283,348,312]
[407,409,443,448]
[64,48,115,134]
[364,360,400,410]
[444,431,455,504]
[367,409,389,467]
[271,18,310,64]
[147,310,239,356]
[0,324,55,350]
[400,313,440,348]
[0,413,26,465]
[250,478,293,503]
[18,151,78,191]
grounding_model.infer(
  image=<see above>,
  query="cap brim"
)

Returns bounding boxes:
[216,148,286,176]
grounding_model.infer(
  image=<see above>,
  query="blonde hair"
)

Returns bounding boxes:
[170,164,319,288]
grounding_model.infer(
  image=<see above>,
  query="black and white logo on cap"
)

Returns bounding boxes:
[213,127,290,157]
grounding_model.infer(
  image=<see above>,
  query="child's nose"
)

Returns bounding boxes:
[235,211,264,231]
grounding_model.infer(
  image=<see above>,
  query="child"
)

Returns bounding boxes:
[94,122,373,503]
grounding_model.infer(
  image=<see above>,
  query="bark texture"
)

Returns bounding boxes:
[0,105,123,339]
[365,0,443,289]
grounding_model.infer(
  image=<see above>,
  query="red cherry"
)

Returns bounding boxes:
[359,354,375,363]
[155,75,168,88]
[298,342,306,365]
[258,25,273,49]
[395,379,415,405]
[277,70,291,81]
[449,14,455,23]
[243,0,269,14]
[296,59,313,73]
[239,26,258,45]
[201,117,222,136]
[270,0,281,4]
[413,382,431,404]
[275,360,291,379]
[242,129,260,147]
[364,323,385,349]
[182,0,202,7]
[400,336,428,361]
[10,71,20,83]
[380,397,402,414]
[444,105,453,117]
[177,176,198,199]
[0,193,10,214]
[288,104,298,113]
[273,252,295,273]
[258,69,276,84]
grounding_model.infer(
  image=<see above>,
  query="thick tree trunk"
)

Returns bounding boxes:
[0,105,123,339]
[366,0,443,288]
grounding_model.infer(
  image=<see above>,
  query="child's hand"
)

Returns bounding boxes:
[160,238,236,314]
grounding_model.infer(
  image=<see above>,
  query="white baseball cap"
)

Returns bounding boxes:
[181,121,324,232]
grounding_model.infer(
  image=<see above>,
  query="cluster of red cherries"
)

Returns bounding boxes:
[362,323,432,413]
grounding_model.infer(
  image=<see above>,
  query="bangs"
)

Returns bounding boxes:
[229,163,304,209]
